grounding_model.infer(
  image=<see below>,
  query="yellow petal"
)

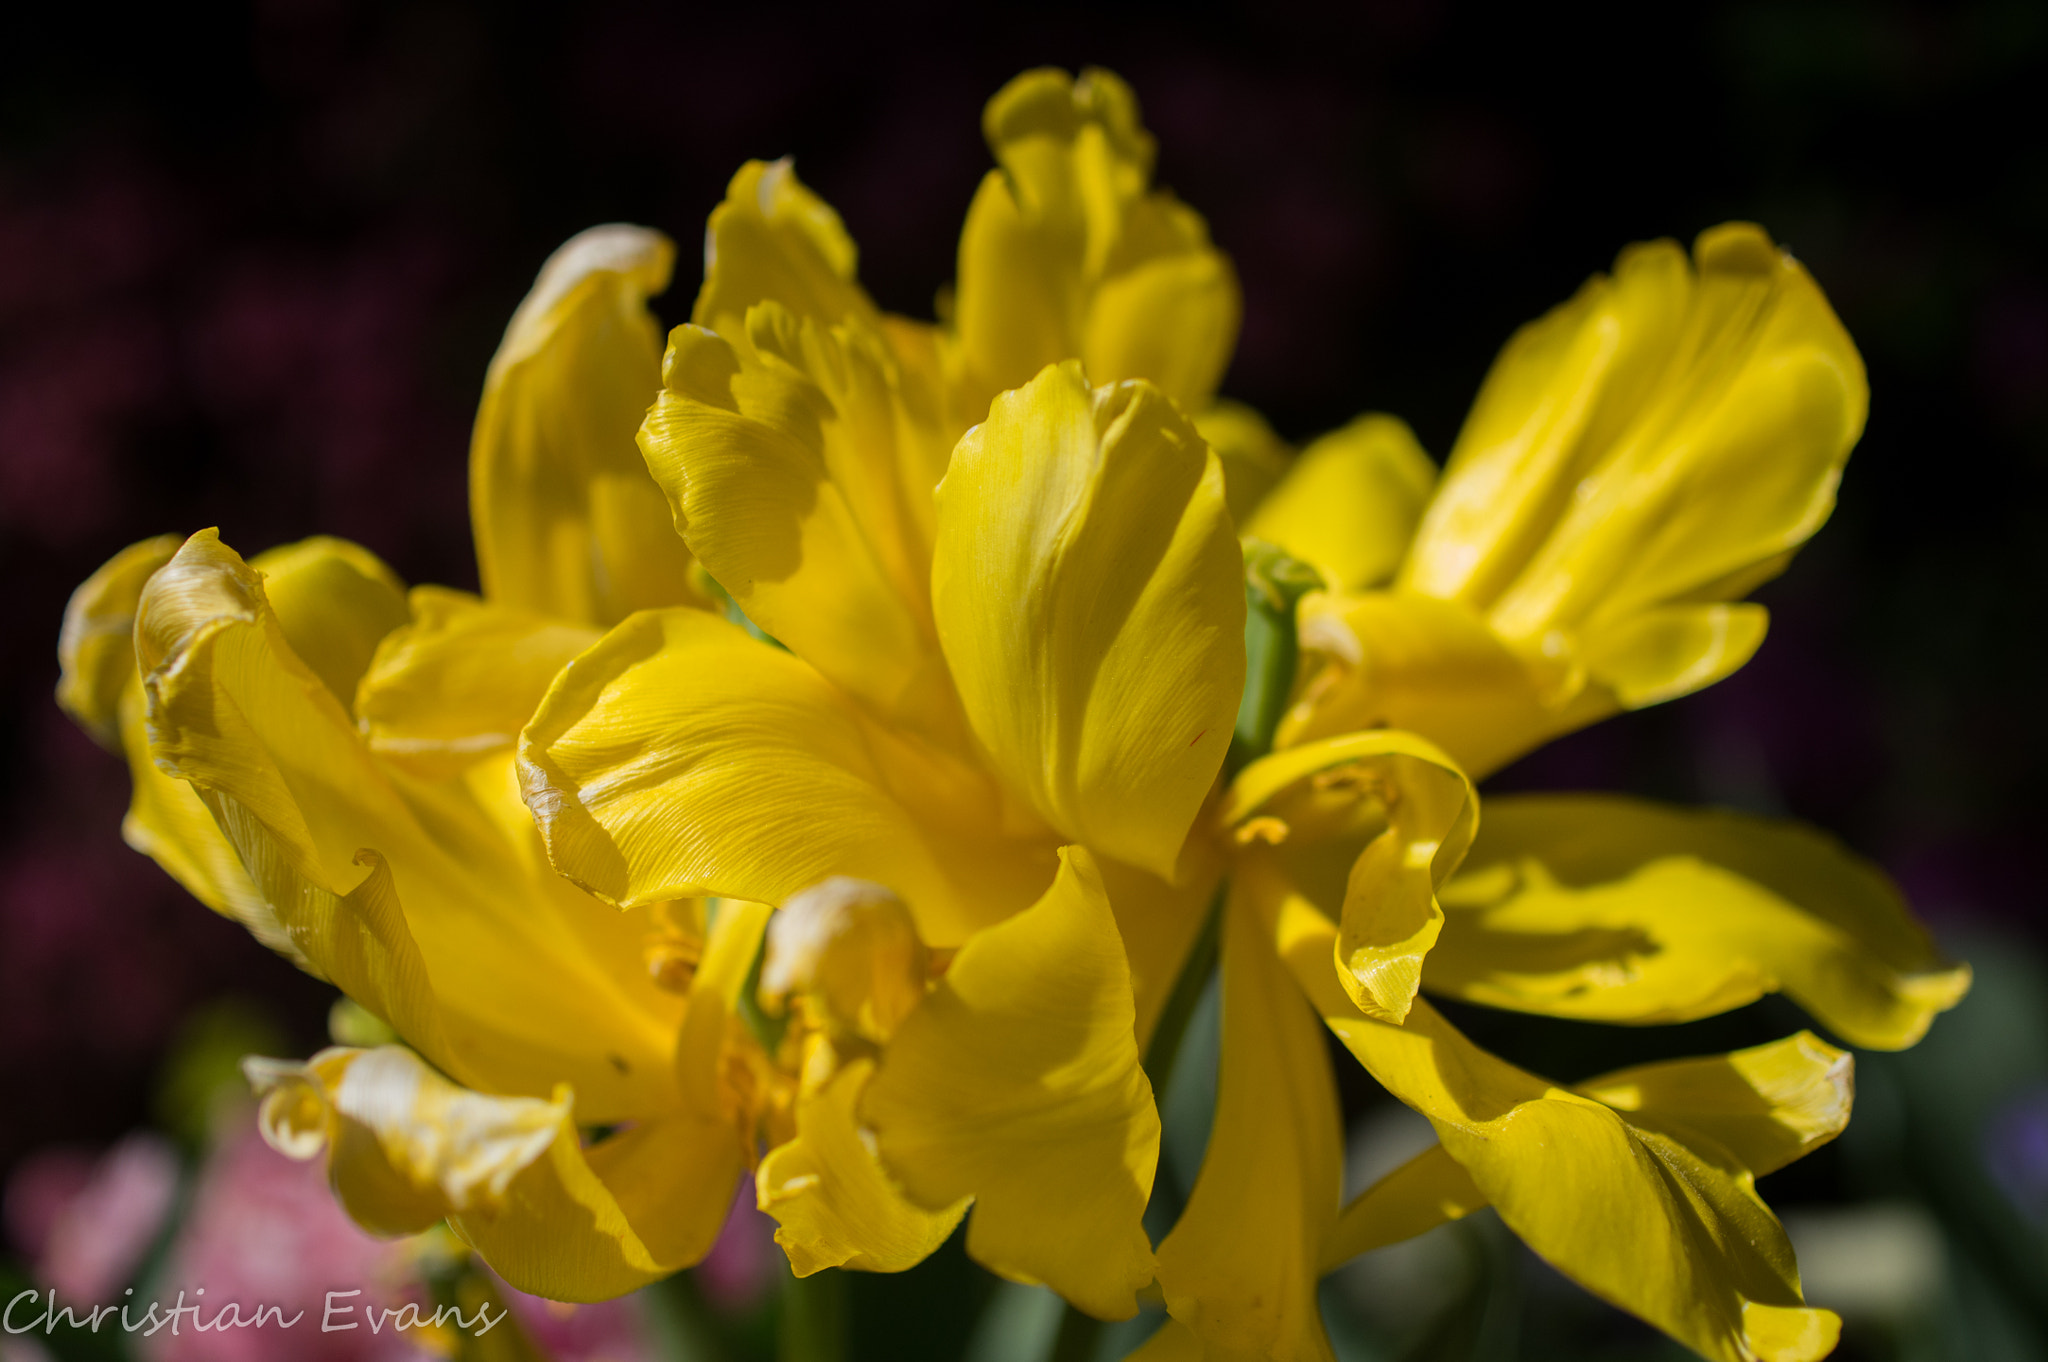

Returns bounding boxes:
[356,587,601,778]
[472,224,699,626]
[1321,1030,1850,1271]
[1193,399,1293,530]
[932,363,1244,880]
[1100,853,1221,1053]
[250,537,411,716]
[756,1055,968,1276]
[118,678,305,965]
[56,533,181,748]
[1083,249,1242,421]
[1281,589,1614,780]
[1223,730,1477,1024]
[759,878,931,1045]
[247,1045,742,1302]
[950,67,1239,418]
[1319,1143,1485,1272]
[138,531,683,1117]
[1402,223,1865,643]
[692,159,879,345]
[1427,793,1970,1049]
[519,606,1055,946]
[1249,871,1842,1362]
[56,537,297,962]
[638,316,959,737]
[1575,1030,1853,1177]
[1150,885,1341,1362]
[862,847,1160,1319]
[1246,415,1437,593]
[1574,600,1769,707]
[1126,1319,1204,1362]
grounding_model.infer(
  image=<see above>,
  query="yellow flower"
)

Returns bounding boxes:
[53,61,1971,1362]
[54,65,1242,1312]
[1149,224,1972,1362]
[1269,223,1871,780]
[53,225,747,1301]
[524,351,1241,1306]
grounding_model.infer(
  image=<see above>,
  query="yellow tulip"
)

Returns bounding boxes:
[51,61,1971,1362]
[1270,223,1868,779]
[1162,224,1966,1362]
[54,65,1243,1318]
[52,222,743,1300]
[527,357,1239,1308]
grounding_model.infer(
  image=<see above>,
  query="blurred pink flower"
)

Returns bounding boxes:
[140,1121,432,1362]
[4,1133,178,1302]
[500,1279,658,1362]
[695,1182,779,1313]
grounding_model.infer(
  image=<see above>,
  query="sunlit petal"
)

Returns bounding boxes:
[756,1055,968,1276]
[472,224,699,625]
[1323,1030,1851,1269]
[139,530,684,1117]
[933,362,1243,881]
[638,316,960,737]
[519,606,1055,946]
[1150,885,1341,1361]
[1427,794,1970,1049]
[356,587,600,778]
[1246,414,1436,593]
[1250,871,1842,1362]
[247,1044,741,1303]
[1224,730,1477,1024]
[863,848,1159,1319]
[951,68,1239,419]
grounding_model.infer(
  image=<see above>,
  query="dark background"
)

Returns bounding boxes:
[2,2,2043,1359]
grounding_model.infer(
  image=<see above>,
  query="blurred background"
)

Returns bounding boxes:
[1,2,2043,1359]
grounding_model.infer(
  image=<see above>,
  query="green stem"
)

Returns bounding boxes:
[779,1267,848,1362]
[1225,539,1324,780]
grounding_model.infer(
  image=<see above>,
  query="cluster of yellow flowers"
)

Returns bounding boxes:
[58,68,1970,1362]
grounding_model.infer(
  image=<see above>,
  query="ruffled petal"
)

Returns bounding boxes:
[638,316,959,737]
[1149,884,1341,1362]
[692,159,880,344]
[472,224,699,626]
[1248,867,1842,1362]
[1426,793,1970,1049]
[1402,223,1865,639]
[950,67,1239,419]
[118,679,304,964]
[932,363,1243,881]
[138,531,684,1118]
[1575,1031,1853,1177]
[247,1044,742,1303]
[1245,414,1437,593]
[756,1055,968,1276]
[1287,226,1866,775]
[1321,1030,1850,1270]
[1223,731,1477,1024]
[250,537,410,716]
[56,533,181,748]
[518,606,1054,947]
[56,537,295,961]
[1281,590,1615,780]
[862,848,1160,1319]
[356,586,601,778]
